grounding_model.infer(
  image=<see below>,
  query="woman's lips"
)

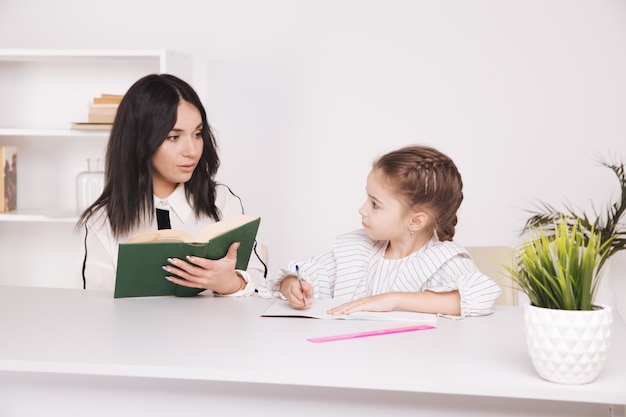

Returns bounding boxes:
[178,163,196,173]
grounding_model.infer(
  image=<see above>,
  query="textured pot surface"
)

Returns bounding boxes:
[524,304,613,385]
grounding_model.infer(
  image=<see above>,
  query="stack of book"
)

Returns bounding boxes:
[71,94,124,131]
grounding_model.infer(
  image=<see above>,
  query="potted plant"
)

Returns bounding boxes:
[522,158,626,319]
[505,218,613,384]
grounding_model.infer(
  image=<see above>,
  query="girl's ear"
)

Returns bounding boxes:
[408,211,429,233]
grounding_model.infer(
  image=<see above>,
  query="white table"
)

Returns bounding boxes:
[0,286,624,417]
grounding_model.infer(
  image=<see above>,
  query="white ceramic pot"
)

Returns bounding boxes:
[524,303,613,384]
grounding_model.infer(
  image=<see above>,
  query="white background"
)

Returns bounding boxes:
[0,0,625,280]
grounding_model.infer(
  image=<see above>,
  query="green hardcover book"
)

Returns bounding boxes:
[114,214,261,298]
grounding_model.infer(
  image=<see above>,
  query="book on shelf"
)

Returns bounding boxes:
[261,298,437,323]
[70,122,113,131]
[92,94,124,104]
[88,103,118,123]
[0,146,17,213]
[88,103,119,112]
[88,113,116,124]
[114,214,261,298]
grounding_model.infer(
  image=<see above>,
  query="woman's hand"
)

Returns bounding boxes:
[327,293,394,315]
[163,242,246,294]
[280,276,314,310]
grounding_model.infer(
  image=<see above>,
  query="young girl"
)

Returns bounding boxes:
[77,74,266,295]
[259,145,500,318]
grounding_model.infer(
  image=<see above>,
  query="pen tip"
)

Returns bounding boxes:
[295,264,300,272]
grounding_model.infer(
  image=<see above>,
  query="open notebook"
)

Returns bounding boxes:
[261,298,437,324]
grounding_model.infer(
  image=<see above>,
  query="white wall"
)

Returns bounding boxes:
[1,0,625,281]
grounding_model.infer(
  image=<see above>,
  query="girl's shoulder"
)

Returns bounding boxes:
[334,229,382,251]
[421,239,471,259]
[336,228,370,243]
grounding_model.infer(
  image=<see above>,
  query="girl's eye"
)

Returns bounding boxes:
[371,201,379,209]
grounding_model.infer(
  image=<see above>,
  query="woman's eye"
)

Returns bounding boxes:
[194,131,203,139]
[371,201,378,209]
[166,135,179,141]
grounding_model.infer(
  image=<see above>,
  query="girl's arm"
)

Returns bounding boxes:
[328,290,461,316]
[279,275,314,309]
[258,249,338,300]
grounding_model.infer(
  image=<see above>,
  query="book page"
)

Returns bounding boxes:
[262,298,437,323]
[194,214,259,242]
[125,229,192,243]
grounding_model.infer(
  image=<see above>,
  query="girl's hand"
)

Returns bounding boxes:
[280,276,314,310]
[163,242,246,294]
[327,293,394,315]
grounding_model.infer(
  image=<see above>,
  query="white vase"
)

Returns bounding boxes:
[76,157,104,213]
[524,303,613,385]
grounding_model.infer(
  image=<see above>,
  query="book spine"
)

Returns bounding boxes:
[1,146,18,212]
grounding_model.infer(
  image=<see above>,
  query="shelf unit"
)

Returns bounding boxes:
[0,49,192,288]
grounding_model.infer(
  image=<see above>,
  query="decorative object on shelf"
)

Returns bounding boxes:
[0,146,17,212]
[521,157,626,323]
[76,157,104,213]
[505,218,613,384]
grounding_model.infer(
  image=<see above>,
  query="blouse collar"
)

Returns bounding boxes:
[153,183,192,223]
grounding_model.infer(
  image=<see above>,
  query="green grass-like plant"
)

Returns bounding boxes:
[506,218,613,310]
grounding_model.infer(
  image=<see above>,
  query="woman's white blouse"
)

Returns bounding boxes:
[79,183,266,296]
[259,229,501,318]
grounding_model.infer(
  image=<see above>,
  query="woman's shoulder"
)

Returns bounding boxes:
[214,182,246,217]
[83,206,108,229]
[81,205,123,241]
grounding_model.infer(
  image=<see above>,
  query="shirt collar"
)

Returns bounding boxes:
[154,183,192,223]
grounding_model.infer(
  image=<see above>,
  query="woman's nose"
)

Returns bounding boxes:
[182,136,199,156]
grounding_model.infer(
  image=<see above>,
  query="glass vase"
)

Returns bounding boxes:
[76,158,104,213]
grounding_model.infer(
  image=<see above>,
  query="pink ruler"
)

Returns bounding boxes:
[307,324,436,343]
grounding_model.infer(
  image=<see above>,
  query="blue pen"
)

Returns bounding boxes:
[295,265,307,306]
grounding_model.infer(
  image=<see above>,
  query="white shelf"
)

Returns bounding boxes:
[0,48,173,58]
[0,48,191,221]
[0,128,110,137]
[0,209,78,223]
[0,49,191,77]
[0,48,192,289]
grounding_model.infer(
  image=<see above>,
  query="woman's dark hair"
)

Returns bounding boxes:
[77,74,220,238]
[373,145,464,241]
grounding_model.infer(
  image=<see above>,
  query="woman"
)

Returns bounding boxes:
[77,74,266,295]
